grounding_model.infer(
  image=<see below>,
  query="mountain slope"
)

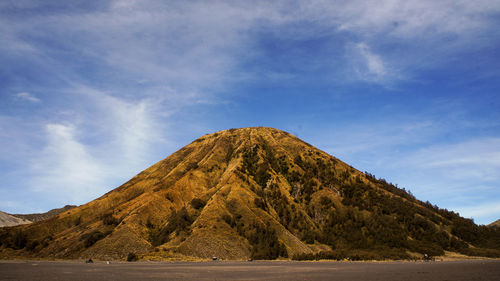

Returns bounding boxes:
[13,205,77,223]
[1,127,499,260]
[489,219,500,228]
[0,211,31,227]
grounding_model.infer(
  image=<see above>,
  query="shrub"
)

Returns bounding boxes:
[127,252,138,262]
[165,193,174,202]
[255,167,271,188]
[301,230,317,244]
[41,235,53,248]
[319,196,333,207]
[292,249,410,261]
[26,240,40,251]
[247,224,287,260]
[408,240,444,257]
[13,231,28,250]
[459,247,500,258]
[222,214,236,228]
[102,213,120,226]
[190,198,206,210]
[149,207,194,246]
[146,219,154,229]
[254,198,266,210]
[81,230,107,248]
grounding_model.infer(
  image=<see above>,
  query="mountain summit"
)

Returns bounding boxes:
[1,127,499,260]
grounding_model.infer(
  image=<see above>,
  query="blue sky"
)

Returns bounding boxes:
[1,0,499,224]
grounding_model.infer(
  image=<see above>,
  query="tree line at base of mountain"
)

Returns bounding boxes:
[292,248,410,261]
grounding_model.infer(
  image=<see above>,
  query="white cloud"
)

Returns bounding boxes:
[75,85,168,170]
[15,92,40,103]
[0,2,259,99]
[301,0,500,83]
[356,43,386,77]
[333,0,500,39]
[30,123,104,201]
[388,136,500,224]
[22,86,172,205]
[452,201,500,224]
[348,42,392,84]
[406,138,500,182]
[2,1,499,89]
[51,1,260,92]
[316,120,436,160]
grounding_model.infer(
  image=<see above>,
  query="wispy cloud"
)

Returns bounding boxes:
[73,85,169,170]
[30,123,103,201]
[334,0,500,39]
[453,201,500,224]
[347,42,394,84]
[406,138,500,182]
[15,92,40,103]
[312,0,500,82]
[315,119,437,162]
[21,86,172,206]
[356,43,386,77]
[2,1,499,89]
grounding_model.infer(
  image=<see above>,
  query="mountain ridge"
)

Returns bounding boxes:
[1,127,499,260]
[0,211,31,228]
[12,205,77,223]
[0,205,78,228]
[489,219,500,228]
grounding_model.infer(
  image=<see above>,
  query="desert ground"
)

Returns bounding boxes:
[1,260,499,281]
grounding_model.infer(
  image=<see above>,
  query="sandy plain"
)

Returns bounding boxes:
[1,259,499,281]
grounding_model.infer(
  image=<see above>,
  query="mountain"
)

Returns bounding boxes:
[1,127,499,260]
[0,205,76,228]
[0,211,31,228]
[489,219,500,228]
[12,205,77,223]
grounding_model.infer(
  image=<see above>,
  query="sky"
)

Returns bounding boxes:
[1,0,499,225]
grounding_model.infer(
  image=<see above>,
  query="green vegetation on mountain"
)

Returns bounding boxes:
[1,127,499,260]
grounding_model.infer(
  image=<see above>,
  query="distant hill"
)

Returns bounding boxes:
[1,127,499,260]
[0,211,31,227]
[13,205,77,223]
[0,205,76,228]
